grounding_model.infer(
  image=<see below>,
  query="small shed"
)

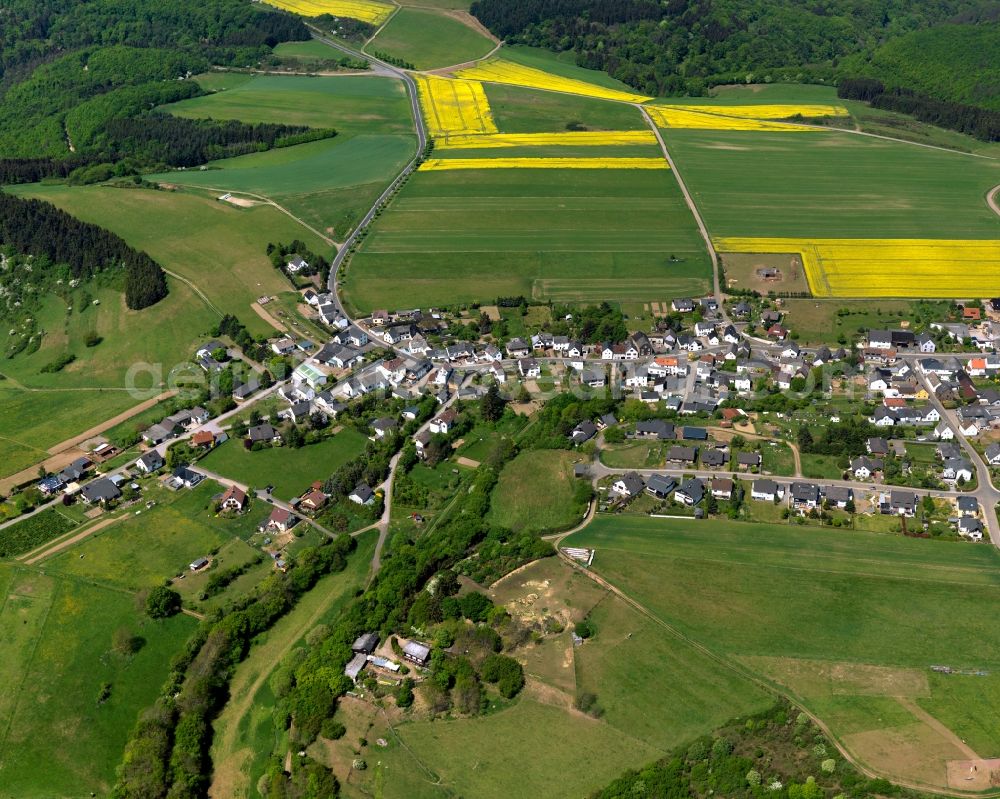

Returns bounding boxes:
[352,632,380,655]
[344,652,368,682]
[403,640,431,666]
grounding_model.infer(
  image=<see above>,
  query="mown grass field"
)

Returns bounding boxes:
[570,516,1000,788]
[208,530,376,799]
[9,184,318,337]
[198,429,368,500]
[343,168,711,312]
[366,7,494,70]
[0,566,196,798]
[169,74,414,135]
[486,449,585,533]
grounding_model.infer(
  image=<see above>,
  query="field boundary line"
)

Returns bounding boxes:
[640,105,722,305]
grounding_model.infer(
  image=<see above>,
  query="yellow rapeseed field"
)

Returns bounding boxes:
[261,0,394,24]
[415,75,498,137]
[454,60,652,104]
[669,104,848,119]
[646,107,815,132]
[714,237,1000,298]
[420,157,669,171]
[435,130,659,149]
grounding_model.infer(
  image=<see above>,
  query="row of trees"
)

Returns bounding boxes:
[0,193,167,310]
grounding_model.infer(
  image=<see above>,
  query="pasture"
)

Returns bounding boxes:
[10,184,321,336]
[343,168,712,312]
[487,449,586,533]
[570,515,1000,789]
[0,566,196,798]
[197,429,368,500]
[366,7,495,70]
[169,74,415,136]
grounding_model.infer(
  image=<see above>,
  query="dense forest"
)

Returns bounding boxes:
[0,193,167,309]
[471,0,999,101]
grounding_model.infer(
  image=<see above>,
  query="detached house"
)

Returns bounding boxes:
[220,485,247,512]
[612,472,646,499]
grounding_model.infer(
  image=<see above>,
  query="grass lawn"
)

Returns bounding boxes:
[776,299,937,345]
[570,515,1000,785]
[487,449,587,533]
[366,7,494,69]
[760,441,796,476]
[799,453,844,479]
[198,429,368,500]
[485,83,647,134]
[9,184,319,337]
[599,442,666,469]
[0,566,196,798]
[169,74,415,135]
[343,167,711,313]
[663,127,1000,240]
[208,530,376,799]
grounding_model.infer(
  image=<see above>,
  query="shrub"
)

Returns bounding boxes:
[575,618,595,639]
[821,759,836,774]
[479,654,524,698]
[747,769,761,787]
[145,585,181,618]
[321,719,346,740]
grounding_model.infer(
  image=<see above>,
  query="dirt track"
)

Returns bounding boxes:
[988,184,1000,218]
[22,514,121,565]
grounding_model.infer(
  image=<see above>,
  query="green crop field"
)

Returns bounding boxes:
[484,83,648,133]
[169,74,415,135]
[10,184,323,337]
[0,566,196,798]
[343,168,711,312]
[208,530,376,799]
[0,508,77,558]
[366,7,495,70]
[198,429,368,500]
[147,133,415,240]
[663,128,1000,239]
[487,449,586,533]
[570,516,1000,788]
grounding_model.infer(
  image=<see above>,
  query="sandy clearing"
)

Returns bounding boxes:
[251,301,287,333]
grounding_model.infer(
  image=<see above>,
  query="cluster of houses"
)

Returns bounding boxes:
[343,631,430,684]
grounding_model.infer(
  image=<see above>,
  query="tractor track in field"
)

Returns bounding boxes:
[988,184,1000,218]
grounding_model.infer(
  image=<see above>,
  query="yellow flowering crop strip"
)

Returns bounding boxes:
[454,60,652,104]
[669,104,848,119]
[415,75,498,137]
[420,157,669,171]
[435,130,659,149]
[646,106,815,131]
[714,237,1000,298]
[261,0,394,24]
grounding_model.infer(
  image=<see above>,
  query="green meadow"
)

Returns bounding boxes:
[0,566,196,798]
[663,128,1000,239]
[570,515,1000,785]
[343,168,711,313]
[198,429,368,500]
[9,183,322,336]
[168,74,415,135]
[366,7,495,69]
[487,449,586,533]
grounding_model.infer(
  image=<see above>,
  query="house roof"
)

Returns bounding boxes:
[351,483,374,502]
[81,478,120,503]
[248,424,277,442]
[221,485,246,505]
[615,472,646,495]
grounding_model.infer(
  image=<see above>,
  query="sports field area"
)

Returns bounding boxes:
[342,168,712,312]
[570,516,1000,790]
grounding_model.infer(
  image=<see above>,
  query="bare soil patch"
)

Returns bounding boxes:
[721,252,810,295]
[844,721,964,789]
[741,655,930,698]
